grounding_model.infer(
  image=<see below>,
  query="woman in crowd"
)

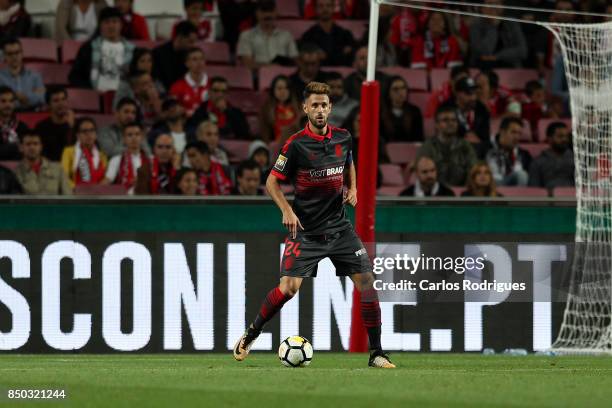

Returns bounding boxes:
[258,75,302,143]
[410,11,463,69]
[174,167,199,195]
[475,70,519,119]
[61,117,108,189]
[55,0,108,42]
[380,75,424,143]
[127,47,165,95]
[462,162,503,197]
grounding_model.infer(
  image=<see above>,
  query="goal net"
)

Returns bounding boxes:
[373,0,612,354]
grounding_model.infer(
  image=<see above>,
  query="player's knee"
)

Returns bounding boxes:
[279,281,300,297]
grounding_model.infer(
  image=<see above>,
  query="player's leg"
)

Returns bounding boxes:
[233,276,302,361]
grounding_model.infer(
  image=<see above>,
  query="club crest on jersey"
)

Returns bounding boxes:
[335,144,343,157]
[275,155,287,171]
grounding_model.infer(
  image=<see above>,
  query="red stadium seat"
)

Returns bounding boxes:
[496,187,549,197]
[258,65,296,91]
[553,187,576,197]
[377,186,404,196]
[20,38,58,62]
[200,41,231,65]
[380,163,405,186]
[17,112,49,128]
[320,66,355,78]
[408,92,431,113]
[0,160,19,172]
[386,143,421,165]
[490,117,532,142]
[67,88,101,112]
[74,184,128,195]
[336,20,367,41]
[132,40,161,49]
[519,143,548,158]
[380,67,428,91]
[277,0,300,18]
[496,69,540,91]
[430,68,450,91]
[206,66,253,89]
[537,118,571,143]
[227,90,266,115]
[61,40,83,63]
[276,19,316,39]
[25,63,70,86]
[221,140,251,162]
[84,114,115,128]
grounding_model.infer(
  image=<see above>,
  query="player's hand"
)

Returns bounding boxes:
[282,209,304,239]
[343,188,357,207]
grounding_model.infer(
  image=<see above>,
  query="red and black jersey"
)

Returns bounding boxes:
[271,123,353,235]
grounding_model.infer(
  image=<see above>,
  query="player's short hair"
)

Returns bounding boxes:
[546,121,568,138]
[303,82,330,102]
[500,116,523,131]
[525,80,544,96]
[45,85,67,105]
[237,159,261,178]
[185,140,209,155]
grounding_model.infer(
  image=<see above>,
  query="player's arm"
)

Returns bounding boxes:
[266,173,303,239]
[343,162,357,207]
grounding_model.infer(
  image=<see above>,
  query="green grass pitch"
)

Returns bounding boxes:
[0,353,611,407]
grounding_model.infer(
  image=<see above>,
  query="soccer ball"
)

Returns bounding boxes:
[278,336,313,367]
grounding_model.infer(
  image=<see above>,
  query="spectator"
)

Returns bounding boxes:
[410,11,462,69]
[486,116,532,186]
[184,140,232,195]
[259,74,302,142]
[417,105,477,186]
[528,121,574,189]
[389,8,422,66]
[0,162,21,193]
[236,0,298,71]
[99,97,148,157]
[326,71,358,128]
[462,162,502,197]
[343,106,385,185]
[195,120,229,165]
[344,45,389,101]
[549,0,575,108]
[115,0,150,40]
[521,80,559,140]
[150,98,188,155]
[61,117,108,189]
[380,75,423,143]
[172,0,216,42]
[370,15,397,67]
[135,132,179,194]
[0,38,45,111]
[187,76,250,139]
[35,86,75,161]
[55,0,108,42]
[441,77,491,151]
[103,121,148,194]
[248,139,270,184]
[232,159,263,195]
[169,47,209,117]
[303,0,369,20]
[301,0,354,67]
[400,156,454,197]
[114,70,162,126]
[469,0,527,69]
[0,0,30,43]
[475,70,519,119]
[153,21,198,89]
[289,43,328,100]
[128,48,165,94]
[0,86,26,160]
[15,130,72,195]
[68,7,135,91]
[174,167,198,195]
[425,65,469,118]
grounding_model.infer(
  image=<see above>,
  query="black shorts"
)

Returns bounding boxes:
[280,227,373,278]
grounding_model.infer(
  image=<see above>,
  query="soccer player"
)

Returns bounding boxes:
[233,82,395,368]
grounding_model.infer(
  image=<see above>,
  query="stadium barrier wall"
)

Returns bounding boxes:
[0,198,576,353]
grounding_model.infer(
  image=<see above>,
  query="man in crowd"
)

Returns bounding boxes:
[486,117,532,186]
[150,98,188,156]
[529,121,574,189]
[0,162,21,194]
[232,159,263,196]
[196,120,229,166]
[290,42,328,99]
[35,86,74,161]
[169,47,210,117]
[153,21,198,89]
[425,65,470,118]
[400,156,455,197]
[236,0,298,71]
[103,122,149,194]
[114,70,162,126]
[417,105,477,186]
[344,45,388,101]
[135,132,178,195]
[0,38,45,111]
[185,141,232,195]
[326,72,358,127]
[14,130,71,195]
[0,86,27,160]
[99,97,149,158]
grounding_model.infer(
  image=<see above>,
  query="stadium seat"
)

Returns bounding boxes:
[200,41,231,65]
[258,66,296,91]
[155,17,180,40]
[430,68,450,91]
[320,66,355,78]
[26,63,70,86]
[377,186,404,196]
[206,66,253,90]
[133,0,183,16]
[519,143,548,158]
[336,20,368,41]
[537,118,571,143]
[380,163,405,186]
[386,142,421,165]
[132,40,161,49]
[74,184,128,195]
[490,117,532,142]
[553,187,576,197]
[17,112,49,128]
[379,67,428,91]
[496,69,540,91]
[227,90,266,115]
[276,19,316,39]
[221,140,252,162]
[85,114,115,129]
[0,160,19,172]
[247,115,260,137]
[67,88,101,112]
[21,38,58,62]
[277,0,300,18]
[61,40,83,63]
[408,92,431,113]
[496,186,549,197]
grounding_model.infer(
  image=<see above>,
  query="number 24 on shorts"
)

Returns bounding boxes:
[284,241,301,258]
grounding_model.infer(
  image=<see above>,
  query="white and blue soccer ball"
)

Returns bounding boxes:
[278,336,313,367]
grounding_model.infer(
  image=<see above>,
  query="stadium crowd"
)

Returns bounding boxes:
[0,0,598,197]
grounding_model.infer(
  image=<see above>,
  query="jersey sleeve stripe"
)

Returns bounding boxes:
[271,169,287,180]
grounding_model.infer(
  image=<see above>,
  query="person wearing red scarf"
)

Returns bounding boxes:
[185,140,232,196]
[103,122,148,194]
[410,11,462,70]
[135,133,178,195]
[115,0,151,40]
[61,117,108,188]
